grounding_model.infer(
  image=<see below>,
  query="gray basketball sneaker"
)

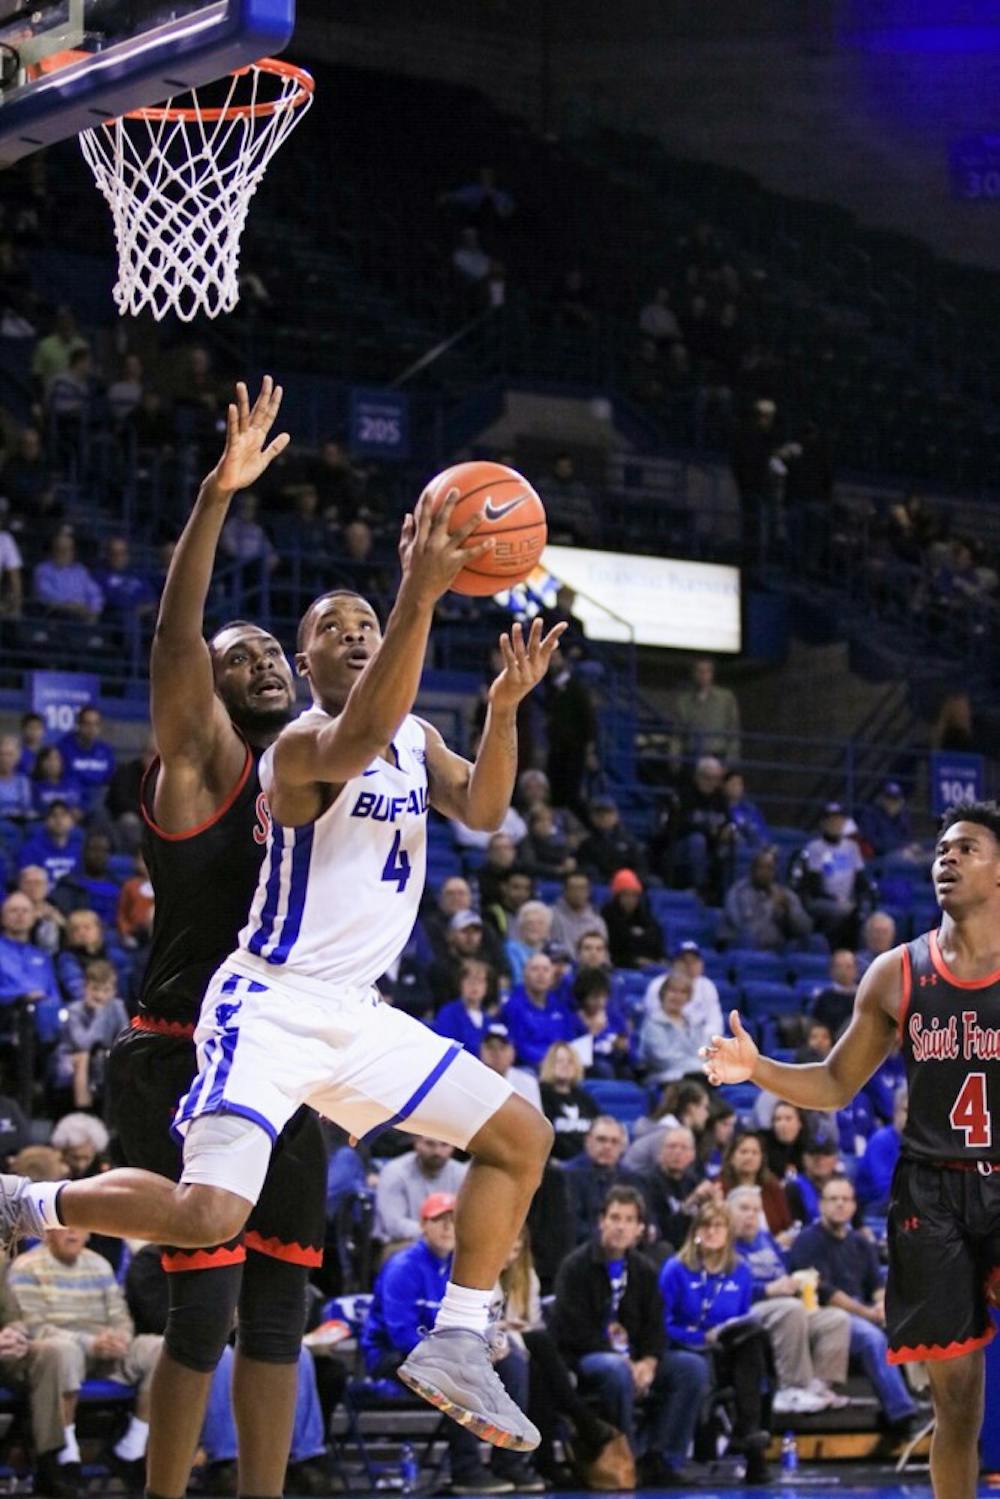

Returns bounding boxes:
[397,1328,541,1451]
[0,1175,48,1254]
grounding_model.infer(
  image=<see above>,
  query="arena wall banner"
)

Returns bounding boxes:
[542,545,742,653]
[30,670,99,735]
[930,750,984,816]
[348,387,411,459]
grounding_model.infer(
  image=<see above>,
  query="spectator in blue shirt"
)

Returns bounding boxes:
[57,706,116,810]
[52,831,121,927]
[659,1202,771,1481]
[361,1193,538,1492]
[15,713,46,776]
[32,529,103,623]
[723,770,769,847]
[432,957,495,1056]
[31,746,83,817]
[0,892,62,1043]
[18,801,83,886]
[856,1088,906,1212]
[502,952,581,1069]
[788,1174,918,1434]
[504,901,553,986]
[92,537,155,619]
[0,734,34,827]
[857,781,912,859]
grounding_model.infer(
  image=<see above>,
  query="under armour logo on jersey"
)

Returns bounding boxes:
[919,974,939,987]
[901,1216,920,1232]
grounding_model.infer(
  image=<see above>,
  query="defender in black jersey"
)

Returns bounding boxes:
[702,801,1000,1499]
[107,379,327,1499]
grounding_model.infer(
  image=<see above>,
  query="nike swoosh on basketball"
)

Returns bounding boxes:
[483,496,527,522]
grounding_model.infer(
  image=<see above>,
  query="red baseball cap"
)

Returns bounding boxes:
[420,1192,457,1221]
[610,868,643,895]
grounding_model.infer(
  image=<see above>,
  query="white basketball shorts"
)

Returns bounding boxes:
[173,963,514,1202]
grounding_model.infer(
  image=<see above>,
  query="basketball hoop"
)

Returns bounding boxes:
[78,58,314,323]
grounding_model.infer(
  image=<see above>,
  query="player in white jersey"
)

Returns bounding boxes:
[4,487,565,1452]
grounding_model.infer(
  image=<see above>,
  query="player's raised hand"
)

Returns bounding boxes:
[489,619,568,710]
[700,1010,759,1086]
[209,377,290,496]
[398,487,495,604]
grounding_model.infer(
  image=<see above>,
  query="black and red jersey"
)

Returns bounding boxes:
[137,740,268,1025]
[899,930,1000,1163]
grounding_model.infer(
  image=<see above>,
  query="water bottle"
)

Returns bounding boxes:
[400,1442,419,1494]
[780,1430,799,1478]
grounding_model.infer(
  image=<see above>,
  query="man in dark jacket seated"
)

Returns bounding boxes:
[551,1186,709,1485]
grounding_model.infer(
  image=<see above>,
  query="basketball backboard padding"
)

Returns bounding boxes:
[0,0,295,165]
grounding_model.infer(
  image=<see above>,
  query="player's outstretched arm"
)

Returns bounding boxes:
[417,619,567,829]
[151,376,289,764]
[702,949,902,1111]
[277,489,496,788]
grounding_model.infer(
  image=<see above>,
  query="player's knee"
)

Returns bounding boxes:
[238,1254,309,1364]
[470,1094,553,1178]
[163,1260,242,1373]
[176,1185,249,1247]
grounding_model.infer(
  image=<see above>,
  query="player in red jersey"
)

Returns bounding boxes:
[107,378,327,1499]
[703,801,1000,1499]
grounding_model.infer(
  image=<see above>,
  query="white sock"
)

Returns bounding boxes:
[114,1414,149,1461]
[434,1281,492,1337]
[59,1425,80,1465]
[24,1180,65,1234]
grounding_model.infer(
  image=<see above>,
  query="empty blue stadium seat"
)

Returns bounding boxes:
[587,1079,647,1127]
[785,952,830,983]
[717,1082,759,1115]
[649,889,701,921]
[742,981,804,1018]
[728,951,787,983]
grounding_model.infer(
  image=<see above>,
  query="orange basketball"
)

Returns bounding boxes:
[424,460,547,596]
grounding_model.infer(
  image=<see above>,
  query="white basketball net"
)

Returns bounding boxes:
[78,61,313,323]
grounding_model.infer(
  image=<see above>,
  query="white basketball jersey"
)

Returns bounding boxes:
[233,709,428,989]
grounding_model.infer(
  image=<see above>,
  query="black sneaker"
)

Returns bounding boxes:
[35,1455,82,1499]
[287,1456,337,1494]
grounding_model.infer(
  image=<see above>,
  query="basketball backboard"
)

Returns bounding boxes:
[0,0,295,165]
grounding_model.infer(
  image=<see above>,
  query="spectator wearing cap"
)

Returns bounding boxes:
[362,1193,539,1493]
[810,949,859,1040]
[432,958,496,1057]
[426,909,508,1006]
[480,1022,542,1110]
[373,1138,468,1254]
[505,900,553,986]
[539,1041,599,1162]
[720,848,813,952]
[601,870,664,970]
[857,781,912,859]
[543,939,575,1008]
[422,876,474,959]
[502,952,582,1070]
[790,804,873,949]
[548,870,608,956]
[669,657,741,764]
[784,1138,841,1226]
[578,798,648,885]
[642,942,724,1041]
[638,965,706,1085]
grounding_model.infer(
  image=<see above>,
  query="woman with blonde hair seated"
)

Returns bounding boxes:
[538,1041,598,1162]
